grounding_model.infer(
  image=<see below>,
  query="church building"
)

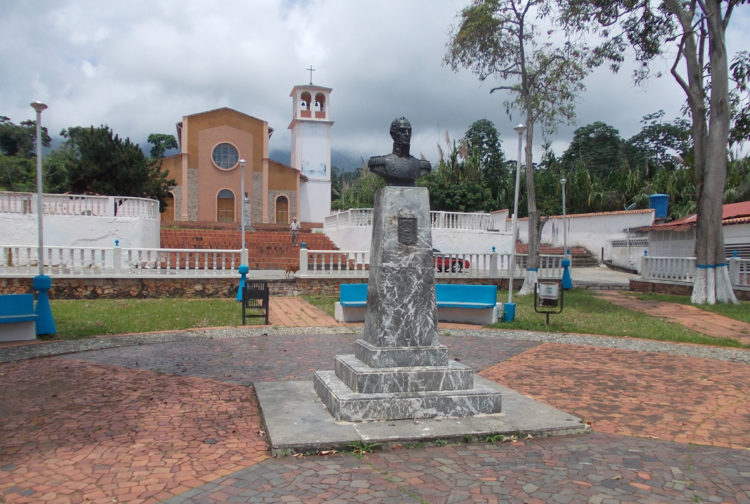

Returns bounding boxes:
[160,82,333,226]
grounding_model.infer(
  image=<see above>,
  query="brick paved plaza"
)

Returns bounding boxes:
[1,299,749,503]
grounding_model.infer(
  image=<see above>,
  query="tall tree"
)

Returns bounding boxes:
[147,133,178,159]
[557,0,741,304]
[461,119,509,209]
[446,0,591,294]
[46,125,175,211]
[0,116,51,192]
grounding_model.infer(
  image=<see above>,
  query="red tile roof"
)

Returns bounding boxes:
[643,200,750,232]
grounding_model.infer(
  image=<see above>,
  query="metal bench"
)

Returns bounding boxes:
[334,283,502,324]
[0,293,39,341]
[241,281,270,325]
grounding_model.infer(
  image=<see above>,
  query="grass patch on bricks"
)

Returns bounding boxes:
[633,293,750,324]
[48,298,257,339]
[493,289,744,347]
[302,294,336,317]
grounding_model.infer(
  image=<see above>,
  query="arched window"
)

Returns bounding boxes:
[217,189,234,223]
[301,92,312,111]
[314,93,326,111]
[275,195,289,224]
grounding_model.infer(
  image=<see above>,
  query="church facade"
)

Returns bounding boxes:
[160,83,333,226]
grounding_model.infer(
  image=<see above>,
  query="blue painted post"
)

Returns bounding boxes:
[561,257,572,290]
[33,274,56,336]
[237,264,248,302]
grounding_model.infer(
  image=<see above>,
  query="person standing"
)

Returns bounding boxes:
[290,217,300,247]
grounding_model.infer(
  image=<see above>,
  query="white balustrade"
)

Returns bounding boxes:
[0,245,240,277]
[325,208,494,232]
[0,191,159,219]
[641,256,696,283]
[297,249,563,279]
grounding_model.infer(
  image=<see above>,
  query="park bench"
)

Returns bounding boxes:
[241,280,270,325]
[334,283,502,325]
[0,293,39,342]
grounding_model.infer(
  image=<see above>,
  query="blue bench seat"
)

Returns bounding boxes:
[334,283,502,325]
[0,294,38,342]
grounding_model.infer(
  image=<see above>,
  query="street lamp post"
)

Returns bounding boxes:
[239,158,247,265]
[30,101,56,336]
[560,177,573,289]
[560,178,567,256]
[507,123,526,310]
[31,101,47,276]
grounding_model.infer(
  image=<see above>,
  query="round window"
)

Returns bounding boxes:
[212,143,239,169]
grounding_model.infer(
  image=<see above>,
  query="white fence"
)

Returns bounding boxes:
[298,248,563,279]
[641,256,750,288]
[324,209,494,232]
[1,244,564,280]
[1,245,241,277]
[0,191,159,219]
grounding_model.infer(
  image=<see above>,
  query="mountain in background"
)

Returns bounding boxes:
[269,149,363,173]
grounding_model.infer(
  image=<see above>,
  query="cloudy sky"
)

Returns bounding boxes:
[2,0,748,166]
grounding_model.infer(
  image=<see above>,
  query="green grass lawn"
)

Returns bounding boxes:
[45,290,746,348]
[488,289,743,347]
[49,298,254,340]
[306,290,744,348]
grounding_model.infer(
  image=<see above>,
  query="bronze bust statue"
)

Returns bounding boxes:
[368,117,431,186]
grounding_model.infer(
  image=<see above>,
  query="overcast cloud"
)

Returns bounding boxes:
[2,0,748,166]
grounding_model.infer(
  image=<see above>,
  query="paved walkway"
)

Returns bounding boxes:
[269,296,480,330]
[1,291,749,503]
[594,290,750,345]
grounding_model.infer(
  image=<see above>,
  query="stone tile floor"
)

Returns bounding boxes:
[0,296,749,503]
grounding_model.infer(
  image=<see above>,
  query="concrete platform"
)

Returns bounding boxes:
[255,377,589,456]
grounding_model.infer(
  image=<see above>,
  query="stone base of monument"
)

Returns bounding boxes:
[255,378,589,457]
[313,344,503,421]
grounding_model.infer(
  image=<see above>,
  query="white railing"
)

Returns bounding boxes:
[0,191,159,219]
[298,248,563,279]
[324,208,494,232]
[1,245,241,277]
[324,209,373,229]
[430,211,493,231]
[731,257,750,288]
[2,243,566,280]
[641,255,750,288]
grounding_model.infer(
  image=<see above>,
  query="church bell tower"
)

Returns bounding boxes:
[289,72,333,224]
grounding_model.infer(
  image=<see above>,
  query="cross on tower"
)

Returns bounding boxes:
[307,65,315,84]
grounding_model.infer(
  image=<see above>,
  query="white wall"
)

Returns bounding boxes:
[324,224,514,255]
[516,210,655,256]
[649,223,750,258]
[0,213,160,248]
[648,229,695,257]
[725,223,750,248]
[299,179,331,223]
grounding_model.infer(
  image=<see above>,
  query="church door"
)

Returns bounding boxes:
[276,196,289,224]
[217,189,235,223]
[160,193,175,223]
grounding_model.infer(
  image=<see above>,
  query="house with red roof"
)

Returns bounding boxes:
[642,200,750,258]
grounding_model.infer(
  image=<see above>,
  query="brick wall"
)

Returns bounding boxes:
[0,277,509,299]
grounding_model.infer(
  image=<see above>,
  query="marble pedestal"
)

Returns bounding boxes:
[314,186,503,421]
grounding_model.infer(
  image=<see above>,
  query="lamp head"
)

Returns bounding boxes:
[30,101,48,113]
[238,158,246,169]
[513,123,526,135]
[560,178,566,185]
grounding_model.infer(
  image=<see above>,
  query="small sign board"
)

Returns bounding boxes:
[538,282,559,307]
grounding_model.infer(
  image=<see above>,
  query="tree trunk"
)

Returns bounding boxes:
[690,0,738,304]
[519,119,539,295]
